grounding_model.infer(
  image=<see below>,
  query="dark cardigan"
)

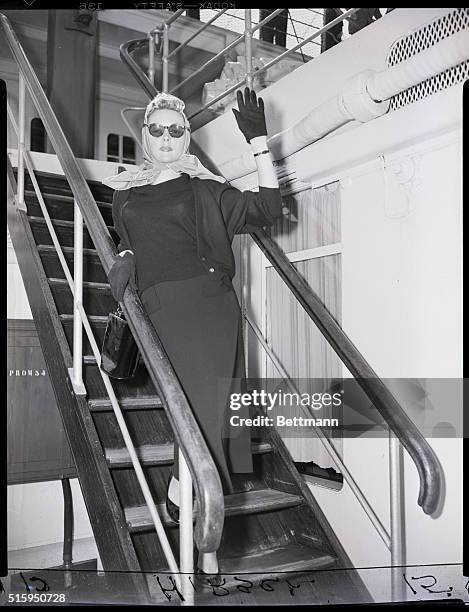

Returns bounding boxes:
[112,175,283,284]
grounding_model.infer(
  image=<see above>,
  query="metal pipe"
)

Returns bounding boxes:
[61,477,73,569]
[164,8,185,26]
[245,312,392,549]
[251,8,286,35]
[72,199,85,393]
[179,449,194,604]
[167,9,229,60]
[120,107,144,152]
[61,478,74,588]
[244,9,253,89]
[162,23,169,93]
[389,431,406,601]
[148,31,155,86]
[17,72,25,210]
[367,27,469,102]
[120,39,158,99]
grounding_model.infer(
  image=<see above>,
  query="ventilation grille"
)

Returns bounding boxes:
[387,8,469,111]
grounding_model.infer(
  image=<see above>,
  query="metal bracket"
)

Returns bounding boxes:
[67,367,87,396]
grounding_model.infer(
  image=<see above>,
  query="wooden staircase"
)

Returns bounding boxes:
[9,169,372,604]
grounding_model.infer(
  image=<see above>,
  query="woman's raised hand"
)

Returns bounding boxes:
[232,87,267,143]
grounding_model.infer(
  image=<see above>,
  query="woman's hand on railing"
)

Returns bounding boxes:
[232,87,268,143]
[108,251,137,302]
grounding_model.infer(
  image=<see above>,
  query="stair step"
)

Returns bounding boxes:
[125,487,304,531]
[38,244,100,258]
[25,190,113,225]
[60,315,108,355]
[60,314,108,324]
[38,244,107,283]
[84,355,99,365]
[88,396,163,412]
[106,441,273,468]
[28,215,118,249]
[49,277,111,291]
[49,277,115,316]
[217,543,336,585]
[26,188,112,208]
[21,170,114,203]
[28,215,115,233]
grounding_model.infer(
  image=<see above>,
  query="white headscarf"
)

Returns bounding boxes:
[102,92,226,190]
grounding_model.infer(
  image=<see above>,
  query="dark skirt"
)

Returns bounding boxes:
[139,273,254,494]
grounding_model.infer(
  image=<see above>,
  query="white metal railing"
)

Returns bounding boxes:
[139,9,358,120]
[6,90,185,595]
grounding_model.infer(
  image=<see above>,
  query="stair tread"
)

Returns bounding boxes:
[49,277,111,290]
[106,441,272,467]
[21,167,115,187]
[25,189,112,208]
[125,487,303,530]
[39,244,101,258]
[218,543,336,577]
[84,355,99,364]
[61,313,108,324]
[28,214,115,232]
[88,396,163,410]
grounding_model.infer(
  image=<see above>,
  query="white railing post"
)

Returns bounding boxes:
[68,199,86,395]
[148,30,155,86]
[179,449,194,605]
[16,72,26,212]
[244,9,253,89]
[389,431,406,601]
[241,9,254,375]
[162,23,169,93]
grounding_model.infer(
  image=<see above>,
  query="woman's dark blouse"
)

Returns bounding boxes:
[112,172,284,288]
[122,173,206,292]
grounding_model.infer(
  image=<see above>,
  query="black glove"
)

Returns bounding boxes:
[232,87,267,143]
[108,252,136,302]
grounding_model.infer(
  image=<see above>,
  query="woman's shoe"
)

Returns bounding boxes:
[165,474,179,524]
[194,568,225,589]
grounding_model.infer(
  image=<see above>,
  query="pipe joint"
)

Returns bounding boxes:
[341,69,390,123]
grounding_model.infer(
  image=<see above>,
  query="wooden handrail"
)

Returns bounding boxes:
[251,228,443,515]
[1,11,224,553]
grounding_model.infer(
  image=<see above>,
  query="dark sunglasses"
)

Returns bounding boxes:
[143,123,190,138]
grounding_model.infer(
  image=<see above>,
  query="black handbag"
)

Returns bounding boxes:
[100,305,140,380]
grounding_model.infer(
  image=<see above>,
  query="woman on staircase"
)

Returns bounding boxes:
[102,87,282,578]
